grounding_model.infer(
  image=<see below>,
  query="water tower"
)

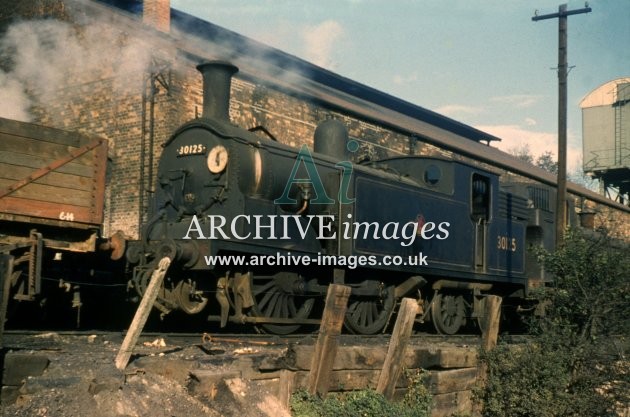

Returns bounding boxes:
[580,78,630,205]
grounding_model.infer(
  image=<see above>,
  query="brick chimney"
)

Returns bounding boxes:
[143,0,170,32]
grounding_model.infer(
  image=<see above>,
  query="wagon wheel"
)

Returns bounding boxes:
[248,272,315,335]
[344,285,395,335]
[431,292,466,335]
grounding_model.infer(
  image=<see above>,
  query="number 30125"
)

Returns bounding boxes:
[497,235,516,252]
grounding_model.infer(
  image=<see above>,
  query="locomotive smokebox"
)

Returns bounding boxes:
[196,61,239,121]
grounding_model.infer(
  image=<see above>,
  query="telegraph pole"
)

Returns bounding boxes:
[532,3,591,245]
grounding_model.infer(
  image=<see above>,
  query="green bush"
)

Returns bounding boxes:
[290,369,432,417]
[478,228,629,417]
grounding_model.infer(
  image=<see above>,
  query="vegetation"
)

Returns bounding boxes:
[508,144,599,191]
[509,144,558,174]
[479,228,630,416]
[290,369,432,417]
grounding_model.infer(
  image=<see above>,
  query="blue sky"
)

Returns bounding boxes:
[170,0,630,172]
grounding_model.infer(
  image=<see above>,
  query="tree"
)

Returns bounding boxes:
[533,229,629,341]
[568,164,599,192]
[535,151,558,174]
[508,144,534,165]
[508,144,558,174]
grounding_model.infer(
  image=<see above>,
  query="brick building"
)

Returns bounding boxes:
[1,0,628,239]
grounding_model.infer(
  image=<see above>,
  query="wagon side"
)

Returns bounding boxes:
[0,117,108,252]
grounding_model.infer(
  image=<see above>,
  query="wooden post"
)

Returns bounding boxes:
[277,369,295,409]
[532,4,592,245]
[475,295,502,415]
[307,284,351,397]
[377,297,418,400]
[481,295,502,351]
[115,257,171,370]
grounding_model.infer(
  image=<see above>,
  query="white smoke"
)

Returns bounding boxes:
[0,18,153,122]
[0,71,31,121]
[302,20,344,70]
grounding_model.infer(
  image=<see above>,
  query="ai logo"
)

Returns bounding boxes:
[274,140,360,206]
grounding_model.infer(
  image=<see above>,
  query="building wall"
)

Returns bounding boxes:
[578,198,630,240]
[11,3,438,238]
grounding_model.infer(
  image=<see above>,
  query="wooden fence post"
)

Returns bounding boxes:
[475,295,502,416]
[307,284,351,397]
[115,257,171,370]
[377,297,418,400]
[277,369,296,409]
[481,295,502,351]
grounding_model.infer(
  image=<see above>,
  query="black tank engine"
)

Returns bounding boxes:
[126,61,556,335]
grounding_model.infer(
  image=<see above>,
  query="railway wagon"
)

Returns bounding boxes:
[0,117,113,344]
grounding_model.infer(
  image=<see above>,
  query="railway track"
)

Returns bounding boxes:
[2,328,527,351]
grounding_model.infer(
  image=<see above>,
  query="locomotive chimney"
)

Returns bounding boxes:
[196,61,239,121]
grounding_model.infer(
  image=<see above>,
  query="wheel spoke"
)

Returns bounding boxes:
[267,292,280,317]
[273,294,284,317]
[370,302,378,325]
[247,272,315,335]
[360,304,368,327]
[288,298,297,317]
[280,295,289,318]
[252,280,275,296]
[344,286,395,335]
[431,293,465,335]
[257,287,274,311]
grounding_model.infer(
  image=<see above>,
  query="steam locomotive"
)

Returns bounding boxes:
[125,61,556,335]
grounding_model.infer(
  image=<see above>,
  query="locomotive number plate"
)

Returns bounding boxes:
[497,235,517,252]
[177,144,206,156]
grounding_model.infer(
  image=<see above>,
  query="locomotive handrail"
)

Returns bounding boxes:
[248,125,278,142]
